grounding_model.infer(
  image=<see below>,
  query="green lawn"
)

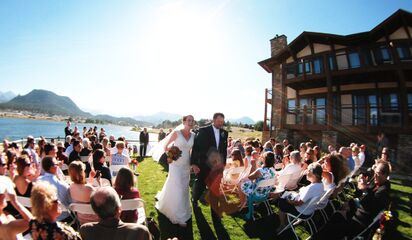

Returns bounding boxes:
[136,157,412,240]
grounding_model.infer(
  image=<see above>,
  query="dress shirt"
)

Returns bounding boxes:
[212,125,220,148]
[38,172,71,220]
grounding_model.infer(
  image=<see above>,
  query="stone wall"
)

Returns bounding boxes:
[270,35,287,57]
[397,134,412,171]
[321,131,338,152]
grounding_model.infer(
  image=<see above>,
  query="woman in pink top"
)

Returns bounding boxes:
[68,161,99,225]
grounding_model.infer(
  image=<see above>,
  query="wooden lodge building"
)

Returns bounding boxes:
[259,9,412,169]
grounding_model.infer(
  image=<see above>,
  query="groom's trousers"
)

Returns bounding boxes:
[192,178,206,203]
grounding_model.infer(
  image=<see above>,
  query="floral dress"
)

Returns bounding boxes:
[29,219,81,240]
[241,167,275,198]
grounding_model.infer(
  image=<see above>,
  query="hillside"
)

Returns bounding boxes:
[0,89,150,126]
[0,89,91,117]
[0,91,16,103]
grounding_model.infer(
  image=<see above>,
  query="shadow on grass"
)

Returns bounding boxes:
[193,206,217,240]
[157,210,194,240]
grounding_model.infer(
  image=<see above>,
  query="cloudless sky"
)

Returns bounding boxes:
[1,0,411,121]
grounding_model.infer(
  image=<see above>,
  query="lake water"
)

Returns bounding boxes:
[0,118,154,141]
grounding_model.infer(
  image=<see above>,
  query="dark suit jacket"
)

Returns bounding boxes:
[191,125,228,180]
[80,218,152,240]
[139,132,149,144]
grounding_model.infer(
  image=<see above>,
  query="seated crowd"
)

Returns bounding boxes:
[224,136,392,239]
[0,125,151,240]
[0,126,393,240]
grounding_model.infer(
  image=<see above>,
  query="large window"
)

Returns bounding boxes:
[304,60,312,75]
[374,46,392,64]
[348,52,361,68]
[336,51,348,70]
[397,45,412,60]
[313,57,323,74]
[288,99,296,113]
[315,98,326,124]
[353,95,367,125]
[285,63,296,79]
[382,93,398,112]
[328,55,335,70]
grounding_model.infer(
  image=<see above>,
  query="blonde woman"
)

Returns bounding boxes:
[29,181,81,239]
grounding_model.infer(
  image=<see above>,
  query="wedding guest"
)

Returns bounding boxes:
[158,128,166,142]
[282,139,289,148]
[376,132,388,157]
[276,163,324,233]
[0,184,33,240]
[166,128,173,136]
[263,141,273,152]
[99,128,107,142]
[64,121,72,137]
[320,154,349,191]
[69,161,98,225]
[352,146,362,171]
[139,128,149,158]
[303,148,317,170]
[29,181,81,239]
[80,187,151,240]
[339,147,355,173]
[109,135,116,150]
[250,150,260,172]
[69,140,82,163]
[83,127,88,138]
[64,135,72,149]
[80,138,92,157]
[24,136,40,168]
[114,168,140,223]
[313,160,391,239]
[37,156,71,221]
[230,149,244,167]
[102,137,112,157]
[56,141,69,165]
[37,138,47,160]
[5,150,17,179]
[269,138,276,147]
[14,156,36,197]
[327,145,336,154]
[244,146,253,169]
[65,137,75,156]
[313,145,321,160]
[277,150,302,180]
[111,141,130,166]
[93,149,112,185]
[2,140,9,153]
[273,143,283,170]
[299,143,307,159]
[238,152,276,209]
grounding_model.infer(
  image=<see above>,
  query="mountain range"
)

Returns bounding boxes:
[0,89,150,126]
[0,89,258,126]
[0,91,16,103]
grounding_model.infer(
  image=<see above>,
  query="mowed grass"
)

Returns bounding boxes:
[137,158,412,239]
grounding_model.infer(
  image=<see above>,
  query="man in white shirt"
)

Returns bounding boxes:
[276,150,302,190]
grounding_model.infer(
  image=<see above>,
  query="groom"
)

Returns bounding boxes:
[191,113,228,216]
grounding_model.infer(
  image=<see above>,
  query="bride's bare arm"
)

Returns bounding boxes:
[164,131,178,151]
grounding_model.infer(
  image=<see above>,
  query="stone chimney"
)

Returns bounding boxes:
[270,34,287,57]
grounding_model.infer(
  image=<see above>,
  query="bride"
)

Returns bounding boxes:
[154,115,195,227]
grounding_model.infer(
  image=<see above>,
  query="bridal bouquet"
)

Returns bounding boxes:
[166,146,182,163]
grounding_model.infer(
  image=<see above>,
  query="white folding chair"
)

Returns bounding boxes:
[80,156,91,163]
[16,196,32,208]
[92,178,111,187]
[220,166,245,202]
[245,176,277,220]
[351,211,385,240]
[121,198,146,225]
[274,173,293,193]
[109,165,128,178]
[278,191,327,240]
[61,163,69,171]
[69,203,97,229]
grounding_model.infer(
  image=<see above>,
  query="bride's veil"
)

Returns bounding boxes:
[150,124,184,162]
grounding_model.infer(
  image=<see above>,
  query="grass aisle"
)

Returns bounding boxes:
[137,157,251,239]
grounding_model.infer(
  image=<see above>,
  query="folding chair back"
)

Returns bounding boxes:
[92,178,111,187]
[285,170,303,190]
[69,203,95,215]
[121,198,146,224]
[110,165,128,177]
[352,211,385,240]
[275,173,293,192]
[223,167,245,184]
[80,156,91,163]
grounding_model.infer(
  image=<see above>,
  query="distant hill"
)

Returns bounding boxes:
[0,91,16,103]
[134,112,181,125]
[0,89,150,126]
[0,89,91,117]
[228,116,256,125]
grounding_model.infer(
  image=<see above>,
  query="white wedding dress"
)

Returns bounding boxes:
[155,130,194,225]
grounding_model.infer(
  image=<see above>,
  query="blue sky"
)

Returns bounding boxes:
[1,0,411,121]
